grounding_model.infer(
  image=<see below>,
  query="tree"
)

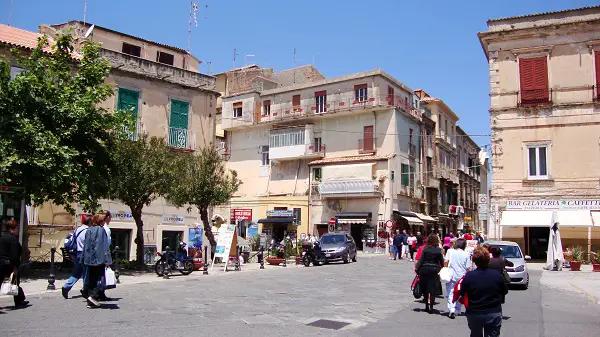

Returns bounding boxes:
[108,135,175,267]
[166,146,241,250]
[0,32,129,212]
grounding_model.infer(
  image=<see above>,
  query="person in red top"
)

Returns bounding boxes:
[464,232,473,241]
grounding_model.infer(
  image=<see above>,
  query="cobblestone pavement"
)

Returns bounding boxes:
[1,255,599,336]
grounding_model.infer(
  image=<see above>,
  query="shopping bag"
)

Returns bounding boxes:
[1,271,19,296]
[452,275,468,308]
[105,267,116,289]
[439,267,453,283]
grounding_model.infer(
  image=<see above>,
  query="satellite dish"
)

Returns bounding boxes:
[84,24,95,38]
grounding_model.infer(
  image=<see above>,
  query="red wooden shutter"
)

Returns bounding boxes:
[292,95,301,107]
[519,57,548,104]
[595,51,600,98]
[532,57,548,100]
[363,125,374,151]
[387,86,394,105]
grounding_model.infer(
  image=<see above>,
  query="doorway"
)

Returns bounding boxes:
[162,230,183,251]
[316,225,328,238]
[350,224,364,250]
[110,229,131,260]
[526,227,550,260]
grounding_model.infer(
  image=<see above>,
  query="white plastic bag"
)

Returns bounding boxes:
[439,267,453,283]
[105,267,116,289]
[1,271,19,296]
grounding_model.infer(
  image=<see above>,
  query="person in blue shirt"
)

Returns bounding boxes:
[392,230,403,260]
[401,230,410,259]
[61,216,90,299]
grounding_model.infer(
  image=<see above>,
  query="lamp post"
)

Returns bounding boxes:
[47,247,56,290]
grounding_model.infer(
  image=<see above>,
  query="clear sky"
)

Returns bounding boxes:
[2,0,598,148]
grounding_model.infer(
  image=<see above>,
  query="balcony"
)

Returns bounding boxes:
[123,117,146,141]
[358,138,376,154]
[518,88,552,107]
[165,127,196,150]
[316,179,381,198]
[270,143,325,161]
[409,143,417,158]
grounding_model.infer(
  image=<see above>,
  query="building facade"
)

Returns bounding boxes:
[479,6,600,258]
[1,22,217,261]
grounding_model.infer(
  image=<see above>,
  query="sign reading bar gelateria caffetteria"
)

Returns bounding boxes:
[506,199,600,211]
[266,210,294,217]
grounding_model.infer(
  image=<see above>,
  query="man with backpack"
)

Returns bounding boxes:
[61,215,90,299]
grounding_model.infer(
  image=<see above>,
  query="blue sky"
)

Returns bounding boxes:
[2,0,598,147]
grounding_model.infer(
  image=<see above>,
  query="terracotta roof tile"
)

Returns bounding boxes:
[0,24,81,59]
[488,5,600,22]
[309,154,395,166]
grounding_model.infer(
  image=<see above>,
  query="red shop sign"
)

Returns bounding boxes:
[230,208,252,221]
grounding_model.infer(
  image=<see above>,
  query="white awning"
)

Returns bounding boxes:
[415,213,435,222]
[592,212,600,227]
[337,218,368,224]
[500,210,554,227]
[400,215,423,226]
[555,210,594,227]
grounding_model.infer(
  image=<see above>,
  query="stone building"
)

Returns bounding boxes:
[479,6,600,258]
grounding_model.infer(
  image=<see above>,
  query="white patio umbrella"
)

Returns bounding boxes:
[545,211,564,271]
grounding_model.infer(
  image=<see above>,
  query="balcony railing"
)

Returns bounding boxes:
[518,88,552,107]
[358,138,376,154]
[123,117,146,141]
[317,180,381,196]
[408,143,417,158]
[165,127,196,150]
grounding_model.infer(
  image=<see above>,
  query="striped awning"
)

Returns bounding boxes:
[337,218,368,224]
[399,215,423,226]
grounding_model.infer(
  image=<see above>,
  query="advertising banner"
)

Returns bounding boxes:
[214,225,236,258]
[466,240,478,255]
[247,223,258,238]
[110,210,134,222]
[163,214,185,224]
[230,209,252,221]
[188,228,203,257]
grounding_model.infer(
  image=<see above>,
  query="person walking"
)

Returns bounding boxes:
[392,230,403,260]
[461,247,508,337]
[445,238,471,319]
[475,232,485,244]
[401,230,410,260]
[443,233,452,254]
[415,231,424,247]
[82,214,112,309]
[388,234,394,260]
[489,246,513,303]
[0,220,28,308]
[61,216,90,299]
[407,232,417,262]
[415,233,444,314]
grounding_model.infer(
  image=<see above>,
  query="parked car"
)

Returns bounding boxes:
[319,233,357,264]
[485,240,531,289]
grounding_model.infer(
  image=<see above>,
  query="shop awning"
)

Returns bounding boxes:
[257,217,296,224]
[592,212,600,227]
[336,212,372,219]
[337,218,368,224]
[555,210,594,227]
[500,210,554,227]
[415,213,435,222]
[399,215,423,226]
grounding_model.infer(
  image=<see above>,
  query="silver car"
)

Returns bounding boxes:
[319,233,357,264]
[485,240,531,289]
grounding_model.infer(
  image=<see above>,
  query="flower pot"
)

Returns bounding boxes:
[265,257,283,266]
[570,261,582,271]
[592,263,600,272]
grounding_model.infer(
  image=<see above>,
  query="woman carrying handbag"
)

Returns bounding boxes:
[0,220,28,308]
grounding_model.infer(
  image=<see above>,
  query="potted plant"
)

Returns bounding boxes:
[591,250,600,272]
[569,246,584,271]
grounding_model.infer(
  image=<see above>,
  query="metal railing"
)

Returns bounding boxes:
[166,127,196,150]
[123,118,146,141]
[409,143,417,158]
[358,138,376,154]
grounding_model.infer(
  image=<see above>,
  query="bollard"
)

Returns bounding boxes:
[234,245,241,271]
[113,246,121,284]
[203,246,209,275]
[258,246,264,269]
[282,244,287,268]
[162,246,170,279]
[47,247,56,290]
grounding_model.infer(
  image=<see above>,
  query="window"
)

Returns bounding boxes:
[315,91,327,113]
[233,102,243,118]
[361,125,374,152]
[168,99,190,148]
[117,88,139,114]
[354,84,368,102]
[401,164,409,187]
[519,57,549,106]
[269,127,305,148]
[409,166,415,187]
[312,167,322,181]
[261,145,269,166]
[263,100,271,116]
[293,208,301,223]
[387,86,395,105]
[314,137,322,152]
[292,94,301,111]
[157,51,175,66]
[527,145,548,179]
[122,43,141,57]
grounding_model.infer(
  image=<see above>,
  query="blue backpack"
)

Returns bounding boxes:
[64,227,86,255]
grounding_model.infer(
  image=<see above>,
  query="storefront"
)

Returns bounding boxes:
[230,208,252,239]
[257,209,298,244]
[335,212,372,250]
[500,199,600,259]
[392,210,437,235]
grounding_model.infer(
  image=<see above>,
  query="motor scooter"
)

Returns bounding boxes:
[155,242,195,276]
[302,241,326,267]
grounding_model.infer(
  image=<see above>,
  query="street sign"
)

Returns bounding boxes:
[329,217,336,225]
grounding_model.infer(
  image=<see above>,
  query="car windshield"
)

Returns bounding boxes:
[320,235,345,244]
[499,245,523,259]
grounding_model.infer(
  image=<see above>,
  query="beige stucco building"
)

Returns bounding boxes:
[1,22,217,261]
[479,6,600,259]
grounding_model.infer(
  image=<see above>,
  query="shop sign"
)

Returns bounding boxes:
[110,210,134,222]
[506,199,600,211]
[188,228,203,257]
[266,210,293,217]
[230,208,252,221]
[162,214,185,224]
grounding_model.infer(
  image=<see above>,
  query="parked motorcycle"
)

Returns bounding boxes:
[302,241,326,267]
[155,242,195,276]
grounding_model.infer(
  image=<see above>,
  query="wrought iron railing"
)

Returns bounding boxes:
[518,88,552,107]
[166,127,196,150]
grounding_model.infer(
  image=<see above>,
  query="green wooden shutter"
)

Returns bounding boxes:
[169,99,190,148]
[401,164,409,187]
[117,88,139,115]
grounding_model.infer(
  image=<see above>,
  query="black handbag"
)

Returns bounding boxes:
[411,275,422,298]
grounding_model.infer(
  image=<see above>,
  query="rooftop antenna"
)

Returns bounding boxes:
[8,0,14,26]
[233,48,238,68]
[293,48,296,84]
[83,0,87,26]
[207,61,212,75]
